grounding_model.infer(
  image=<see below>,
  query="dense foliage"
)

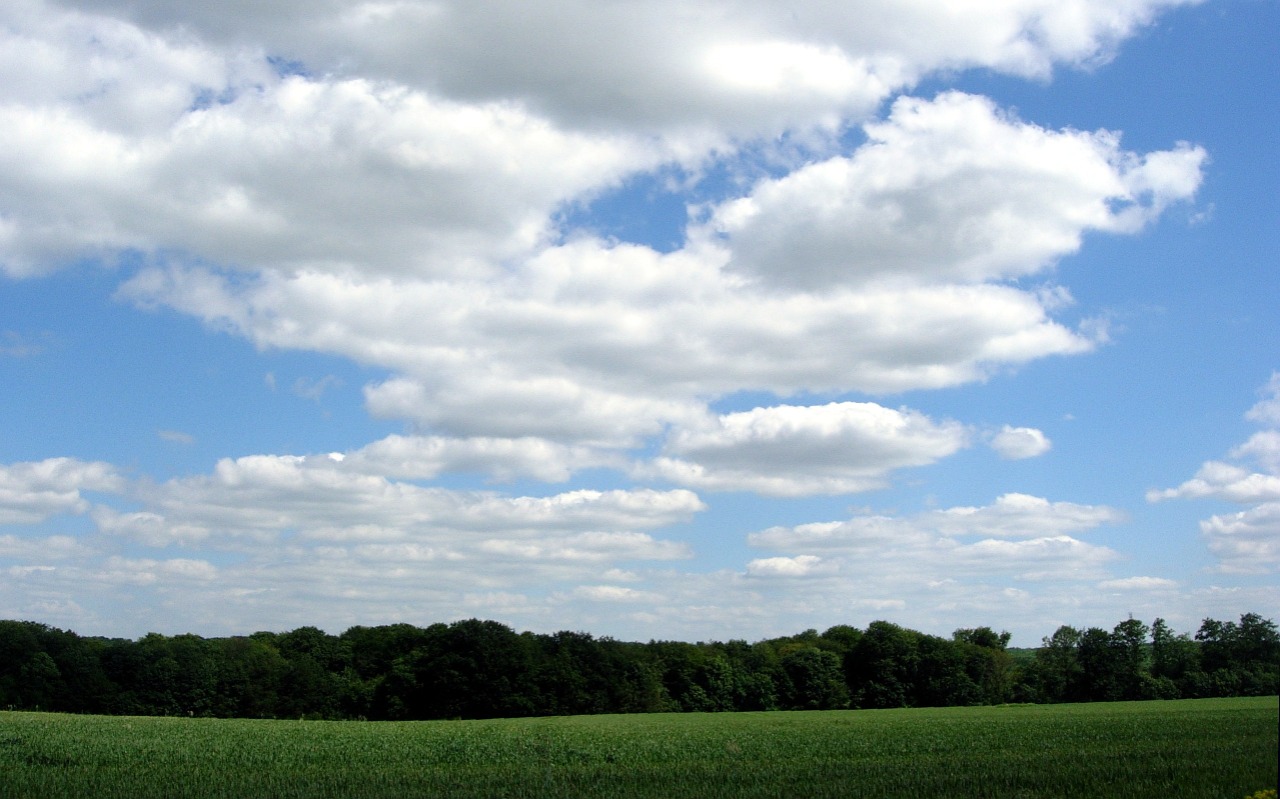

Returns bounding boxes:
[1,699,1276,798]
[0,614,1275,720]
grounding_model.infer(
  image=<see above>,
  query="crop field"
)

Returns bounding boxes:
[0,697,1275,798]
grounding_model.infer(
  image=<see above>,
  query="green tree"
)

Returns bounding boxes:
[1026,625,1083,703]
[1110,617,1152,700]
[847,621,920,708]
[1150,617,1199,698]
[779,646,849,710]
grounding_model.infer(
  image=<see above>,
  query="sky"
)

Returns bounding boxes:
[0,0,1276,646]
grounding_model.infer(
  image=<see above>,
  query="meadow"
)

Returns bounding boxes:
[0,697,1275,798]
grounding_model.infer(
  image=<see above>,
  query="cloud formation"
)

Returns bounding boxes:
[0,458,122,524]
[644,402,969,496]
[990,426,1053,460]
[707,93,1205,291]
[0,0,1247,643]
[1151,373,1280,573]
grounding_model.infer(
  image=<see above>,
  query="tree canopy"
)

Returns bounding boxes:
[0,614,1274,720]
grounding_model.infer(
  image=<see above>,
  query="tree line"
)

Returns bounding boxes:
[0,614,1275,720]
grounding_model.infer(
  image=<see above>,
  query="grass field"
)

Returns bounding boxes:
[1,697,1275,798]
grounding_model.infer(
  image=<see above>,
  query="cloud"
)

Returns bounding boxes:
[569,585,660,603]
[96,556,218,585]
[1148,461,1280,504]
[744,493,1123,586]
[746,555,828,578]
[0,534,89,561]
[1198,503,1280,574]
[990,425,1053,460]
[0,458,123,524]
[44,0,1198,135]
[6,5,1200,458]
[127,259,1098,441]
[292,375,342,402]
[0,330,50,357]
[345,434,620,483]
[1245,373,1280,426]
[1151,374,1280,573]
[750,493,1123,549]
[1230,431,1280,474]
[104,93,1201,454]
[118,453,705,547]
[158,429,196,445]
[1098,576,1179,591]
[705,93,1205,291]
[642,402,970,496]
[0,0,1237,641]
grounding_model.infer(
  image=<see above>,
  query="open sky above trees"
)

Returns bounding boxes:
[0,0,1276,645]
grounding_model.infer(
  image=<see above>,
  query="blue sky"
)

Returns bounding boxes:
[1,0,1276,644]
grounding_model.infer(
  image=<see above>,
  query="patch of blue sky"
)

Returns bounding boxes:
[266,55,311,79]
[555,124,863,254]
[0,261,398,479]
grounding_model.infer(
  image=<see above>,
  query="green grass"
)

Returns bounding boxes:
[1,698,1275,798]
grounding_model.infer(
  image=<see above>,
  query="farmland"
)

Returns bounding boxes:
[1,697,1275,798]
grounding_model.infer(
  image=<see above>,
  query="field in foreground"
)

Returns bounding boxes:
[1,698,1276,798]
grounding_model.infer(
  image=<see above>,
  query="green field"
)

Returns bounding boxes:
[1,698,1275,798]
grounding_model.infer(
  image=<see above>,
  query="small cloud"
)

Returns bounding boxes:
[1098,576,1178,591]
[264,372,277,392]
[990,425,1052,460]
[0,331,50,358]
[158,429,195,445]
[293,374,343,402]
[572,585,654,602]
[1245,372,1280,427]
[746,555,825,577]
[1188,203,1214,226]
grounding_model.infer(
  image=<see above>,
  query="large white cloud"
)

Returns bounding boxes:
[0,458,122,524]
[642,402,969,496]
[705,92,1205,290]
[2,1,1204,459]
[108,89,1203,451]
[0,68,648,279]
[45,0,1199,136]
[123,256,1096,435]
[118,453,706,545]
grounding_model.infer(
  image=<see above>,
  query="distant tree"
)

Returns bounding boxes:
[1197,614,1280,696]
[212,634,287,718]
[1024,625,1083,703]
[406,619,539,719]
[1110,617,1152,700]
[951,627,1015,704]
[0,611,1275,721]
[847,621,920,708]
[779,646,849,710]
[914,635,981,707]
[1150,617,1199,698]
[953,627,1012,650]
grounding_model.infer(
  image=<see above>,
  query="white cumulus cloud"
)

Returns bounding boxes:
[643,402,970,496]
[990,426,1053,460]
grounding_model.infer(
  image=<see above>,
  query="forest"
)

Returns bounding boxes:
[0,614,1275,720]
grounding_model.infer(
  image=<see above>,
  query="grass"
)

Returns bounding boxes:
[0,697,1275,798]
